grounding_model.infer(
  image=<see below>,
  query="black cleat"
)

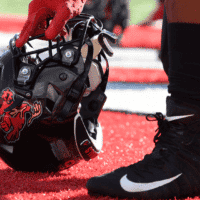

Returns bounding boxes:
[86,97,200,199]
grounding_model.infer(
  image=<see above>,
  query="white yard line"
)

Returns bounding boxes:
[104,83,168,115]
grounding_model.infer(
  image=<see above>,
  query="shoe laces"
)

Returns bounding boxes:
[130,112,189,177]
[147,112,186,148]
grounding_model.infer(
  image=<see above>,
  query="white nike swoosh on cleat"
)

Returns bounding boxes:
[165,114,194,122]
[0,144,14,154]
[120,173,182,192]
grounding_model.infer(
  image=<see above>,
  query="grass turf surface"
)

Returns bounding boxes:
[0,0,29,15]
[0,111,199,200]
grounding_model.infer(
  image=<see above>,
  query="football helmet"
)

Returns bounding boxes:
[0,14,117,172]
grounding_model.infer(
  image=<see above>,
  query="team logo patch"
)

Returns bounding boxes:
[0,88,42,143]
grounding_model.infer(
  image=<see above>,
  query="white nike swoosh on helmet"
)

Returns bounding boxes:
[120,173,182,192]
[88,124,103,152]
[165,114,194,122]
[0,144,13,154]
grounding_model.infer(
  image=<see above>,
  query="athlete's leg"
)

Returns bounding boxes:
[160,6,169,75]
[165,0,200,24]
[165,0,200,107]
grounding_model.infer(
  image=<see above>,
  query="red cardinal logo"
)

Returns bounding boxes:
[0,88,42,143]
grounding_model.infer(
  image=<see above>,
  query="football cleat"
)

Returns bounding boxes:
[87,96,200,199]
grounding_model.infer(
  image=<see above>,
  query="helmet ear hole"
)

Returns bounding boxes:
[46,98,55,113]
[46,84,60,113]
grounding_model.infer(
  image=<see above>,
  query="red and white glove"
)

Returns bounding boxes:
[16,0,86,48]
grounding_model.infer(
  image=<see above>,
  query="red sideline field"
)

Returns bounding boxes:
[0,14,27,33]
[0,111,159,200]
[0,111,199,200]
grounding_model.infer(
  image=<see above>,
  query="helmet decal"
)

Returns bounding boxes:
[0,88,42,143]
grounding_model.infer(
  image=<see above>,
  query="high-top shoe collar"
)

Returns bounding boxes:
[167,96,200,117]
[166,96,200,124]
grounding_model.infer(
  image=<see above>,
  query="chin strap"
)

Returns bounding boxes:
[54,37,94,121]
[80,49,109,123]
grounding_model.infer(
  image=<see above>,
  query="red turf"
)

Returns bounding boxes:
[0,14,27,33]
[119,25,161,49]
[108,67,168,83]
[0,111,199,200]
